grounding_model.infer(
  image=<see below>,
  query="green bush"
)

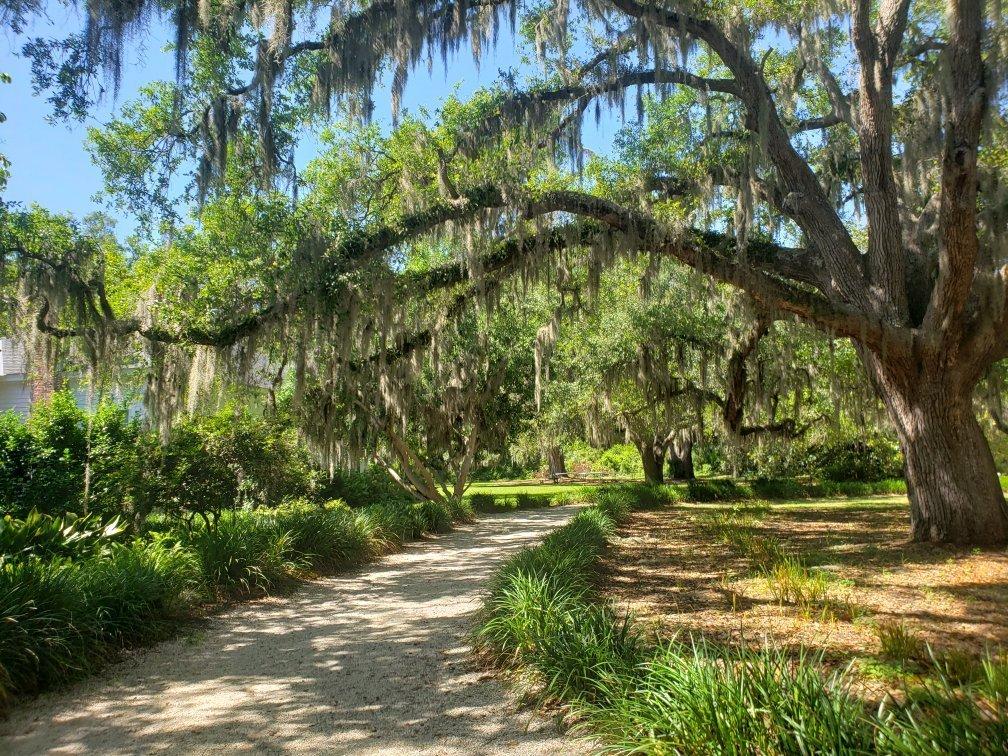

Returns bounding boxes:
[804,435,904,482]
[0,393,146,519]
[468,492,497,512]
[0,510,126,560]
[153,409,317,525]
[684,478,755,502]
[317,466,410,508]
[597,444,643,477]
[189,512,302,596]
[0,538,200,704]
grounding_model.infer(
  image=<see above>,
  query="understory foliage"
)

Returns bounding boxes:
[475,487,1008,753]
[0,393,480,706]
[0,493,469,706]
[0,392,317,522]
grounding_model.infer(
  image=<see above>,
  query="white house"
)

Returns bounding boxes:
[0,338,146,418]
[0,338,33,416]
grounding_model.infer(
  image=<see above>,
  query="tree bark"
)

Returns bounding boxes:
[870,358,1008,545]
[546,445,567,481]
[639,439,666,485]
[667,435,695,481]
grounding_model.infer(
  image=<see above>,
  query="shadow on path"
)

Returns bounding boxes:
[1,507,582,755]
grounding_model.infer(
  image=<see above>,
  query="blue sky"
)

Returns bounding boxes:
[1,8,623,239]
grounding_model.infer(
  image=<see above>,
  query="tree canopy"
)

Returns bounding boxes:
[3,0,1008,543]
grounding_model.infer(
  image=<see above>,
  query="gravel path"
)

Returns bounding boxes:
[1,506,583,755]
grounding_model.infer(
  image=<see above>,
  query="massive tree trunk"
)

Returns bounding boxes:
[667,434,695,481]
[638,439,666,485]
[869,355,1008,545]
[546,445,567,481]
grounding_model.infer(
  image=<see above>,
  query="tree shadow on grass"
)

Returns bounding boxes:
[0,507,581,756]
[603,502,1008,662]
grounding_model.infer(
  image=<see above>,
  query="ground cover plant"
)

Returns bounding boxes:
[475,488,1008,753]
[0,489,468,708]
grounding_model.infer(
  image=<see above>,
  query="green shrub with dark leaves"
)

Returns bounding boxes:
[316,466,411,509]
[0,393,146,519]
[0,510,126,560]
[0,538,201,705]
[803,434,904,483]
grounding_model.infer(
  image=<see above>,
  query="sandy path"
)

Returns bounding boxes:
[1,506,583,755]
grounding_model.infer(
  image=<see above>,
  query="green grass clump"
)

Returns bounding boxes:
[0,538,201,704]
[876,621,929,666]
[445,497,476,523]
[876,661,1008,754]
[476,483,1004,753]
[274,500,375,570]
[190,512,302,596]
[358,500,422,545]
[412,500,454,534]
[700,507,784,570]
[582,641,876,754]
[764,556,832,608]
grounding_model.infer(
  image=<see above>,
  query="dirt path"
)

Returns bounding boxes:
[1,507,581,755]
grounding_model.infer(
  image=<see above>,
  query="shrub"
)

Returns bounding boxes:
[153,409,317,525]
[0,538,201,704]
[0,557,86,701]
[468,492,497,512]
[476,476,1005,755]
[686,478,755,502]
[0,393,146,520]
[189,513,301,596]
[274,499,375,570]
[317,466,409,508]
[597,444,643,477]
[0,510,126,561]
[751,477,807,499]
[515,492,539,509]
[804,434,904,482]
[79,539,203,646]
[876,662,1008,754]
[531,603,644,705]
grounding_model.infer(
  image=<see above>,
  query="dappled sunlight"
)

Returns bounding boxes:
[0,507,583,755]
[605,499,1008,666]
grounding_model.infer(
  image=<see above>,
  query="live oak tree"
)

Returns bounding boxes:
[8,0,1008,542]
[542,257,829,483]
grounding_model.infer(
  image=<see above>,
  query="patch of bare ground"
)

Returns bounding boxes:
[602,495,1008,695]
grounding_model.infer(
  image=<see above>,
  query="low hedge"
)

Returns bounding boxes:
[0,495,467,707]
[474,484,1007,754]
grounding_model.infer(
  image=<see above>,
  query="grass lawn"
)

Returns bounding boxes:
[603,494,1008,698]
[465,480,619,498]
